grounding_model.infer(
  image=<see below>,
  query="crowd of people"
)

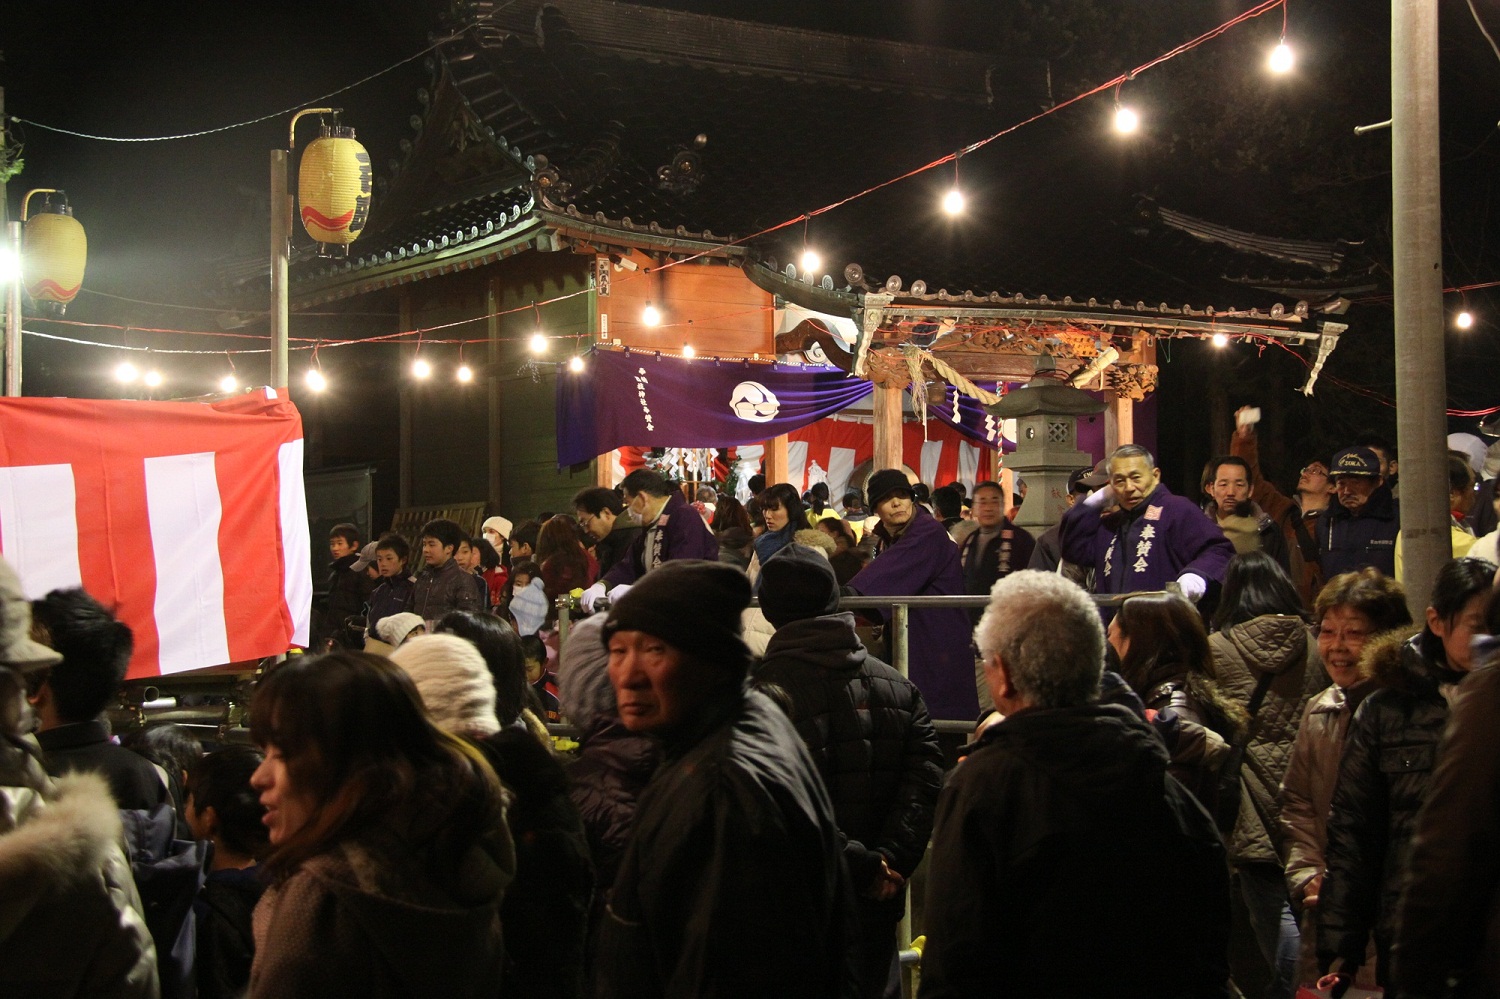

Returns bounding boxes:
[3,416,1500,998]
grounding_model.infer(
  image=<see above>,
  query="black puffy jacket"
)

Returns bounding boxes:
[1318,629,1462,983]
[755,611,944,913]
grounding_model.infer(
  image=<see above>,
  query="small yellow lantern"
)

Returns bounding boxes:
[298,124,372,255]
[22,191,87,314]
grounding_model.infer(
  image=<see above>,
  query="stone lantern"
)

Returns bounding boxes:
[987,364,1104,533]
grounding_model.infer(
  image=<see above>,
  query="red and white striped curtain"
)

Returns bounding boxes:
[0,389,312,678]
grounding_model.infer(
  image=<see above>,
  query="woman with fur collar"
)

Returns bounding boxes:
[1317,556,1497,991]
[0,558,159,998]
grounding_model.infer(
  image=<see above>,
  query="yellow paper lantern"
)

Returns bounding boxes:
[298,125,372,253]
[23,203,87,313]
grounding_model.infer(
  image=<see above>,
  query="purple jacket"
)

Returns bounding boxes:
[603,491,718,586]
[848,510,979,722]
[1059,483,1234,596]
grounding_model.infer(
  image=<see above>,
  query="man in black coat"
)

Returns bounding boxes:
[920,570,1230,999]
[756,544,944,999]
[596,560,856,999]
[1317,446,1399,578]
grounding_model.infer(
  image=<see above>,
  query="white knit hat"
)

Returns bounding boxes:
[483,516,513,541]
[376,612,425,648]
[389,633,499,738]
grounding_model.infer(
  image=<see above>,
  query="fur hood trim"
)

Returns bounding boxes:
[1360,626,1458,693]
[0,772,126,931]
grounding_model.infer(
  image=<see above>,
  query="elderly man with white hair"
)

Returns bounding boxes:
[919,570,1232,999]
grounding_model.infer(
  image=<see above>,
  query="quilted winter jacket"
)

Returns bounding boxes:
[1318,629,1461,982]
[754,611,945,909]
[1207,615,1329,866]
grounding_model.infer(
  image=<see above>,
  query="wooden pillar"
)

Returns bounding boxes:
[1104,391,1133,454]
[486,280,503,511]
[873,382,904,472]
[764,434,790,485]
[594,451,616,488]
[398,292,414,508]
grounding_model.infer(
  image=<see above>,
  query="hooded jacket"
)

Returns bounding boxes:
[0,760,160,999]
[596,687,855,999]
[1317,482,1399,579]
[755,611,944,915]
[1391,637,1500,998]
[1207,614,1329,866]
[249,826,515,999]
[920,703,1230,998]
[1318,628,1461,982]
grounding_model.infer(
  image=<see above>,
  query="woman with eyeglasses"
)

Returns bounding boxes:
[1315,557,1497,991]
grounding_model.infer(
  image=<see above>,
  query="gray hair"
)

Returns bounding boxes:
[975,570,1104,708]
[558,614,616,726]
[1111,443,1156,468]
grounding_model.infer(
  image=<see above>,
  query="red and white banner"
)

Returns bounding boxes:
[0,389,312,678]
[786,416,995,502]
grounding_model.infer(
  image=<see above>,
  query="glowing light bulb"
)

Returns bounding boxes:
[568,355,585,373]
[143,370,163,388]
[1268,42,1294,74]
[306,368,327,392]
[682,344,696,359]
[1114,105,1140,134]
[942,187,966,216]
[219,374,239,393]
[1456,310,1475,329]
[412,357,432,379]
[530,332,548,354]
[1211,333,1229,348]
[642,303,662,327]
[457,363,474,383]
[0,246,19,285]
[800,249,821,275]
[115,361,139,384]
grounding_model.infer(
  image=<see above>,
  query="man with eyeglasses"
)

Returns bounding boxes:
[1232,406,1337,604]
[1317,446,1400,578]
[572,486,643,580]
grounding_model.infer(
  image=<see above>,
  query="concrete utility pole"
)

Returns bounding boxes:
[1390,0,1451,614]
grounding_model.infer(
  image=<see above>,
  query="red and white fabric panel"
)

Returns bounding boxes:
[0,389,312,678]
[786,416,995,503]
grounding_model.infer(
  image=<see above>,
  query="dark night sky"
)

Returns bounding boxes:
[4,0,1499,444]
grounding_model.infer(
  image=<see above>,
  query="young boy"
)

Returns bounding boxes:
[409,518,484,625]
[365,534,415,644]
[314,523,372,651]
[185,747,269,999]
[519,634,560,721]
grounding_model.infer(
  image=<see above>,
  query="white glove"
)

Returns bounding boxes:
[1083,483,1115,510]
[607,584,633,604]
[1176,573,1207,603]
[581,582,607,611]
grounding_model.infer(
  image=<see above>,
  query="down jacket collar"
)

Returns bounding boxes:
[1360,627,1463,695]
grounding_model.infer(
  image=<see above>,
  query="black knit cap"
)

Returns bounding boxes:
[758,544,840,628]
[601,560,753,671]
[865,468,915,508]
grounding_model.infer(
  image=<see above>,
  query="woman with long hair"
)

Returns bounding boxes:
[1110,592,1247,811]
[1207,551,1328,998]
[537,515,598,602]
[749,482,806,581]
[246,652,514,999]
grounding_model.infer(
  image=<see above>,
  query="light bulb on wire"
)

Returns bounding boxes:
[219,374,239,393]
[115,361,139,384]
[1114,104,1140,135]
[642,303,662,327]
[1456,310,1475,330]
[800,248,822,275]
[1268,41,1294,74]
[942,187,966,216]
[143,370,164,388]
[682,344,696,359]
[457,363,474,383]
[568,356,585,373]
[1211,333,1229,348]
[530,332,548,354]
[305,368,327,392]
[412,357,432,380]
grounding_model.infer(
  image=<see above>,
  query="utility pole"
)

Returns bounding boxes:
[1390,0,1450,614]
[270,148,290,390]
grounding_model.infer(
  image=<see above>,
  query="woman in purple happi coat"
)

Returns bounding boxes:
[847,469,980,722]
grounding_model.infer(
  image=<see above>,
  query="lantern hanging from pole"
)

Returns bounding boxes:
[22,191,87,314]
[298,124,371,256]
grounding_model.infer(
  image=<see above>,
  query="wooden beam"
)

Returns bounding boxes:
[765,434,790,485]
[873,382,904,471]
[1104,392,1134,453]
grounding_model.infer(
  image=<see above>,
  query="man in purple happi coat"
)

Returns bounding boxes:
[847,469,980,722]
[1059,444,1234,608]
[584,468,719,608]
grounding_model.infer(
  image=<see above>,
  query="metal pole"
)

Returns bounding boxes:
[1391,0,1450,614]
[4,222,20,397]
[891,601,910,679]
[269,149,290,390]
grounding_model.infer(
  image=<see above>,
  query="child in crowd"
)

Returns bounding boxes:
[185,746,269,999]
[520,635,561,721]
